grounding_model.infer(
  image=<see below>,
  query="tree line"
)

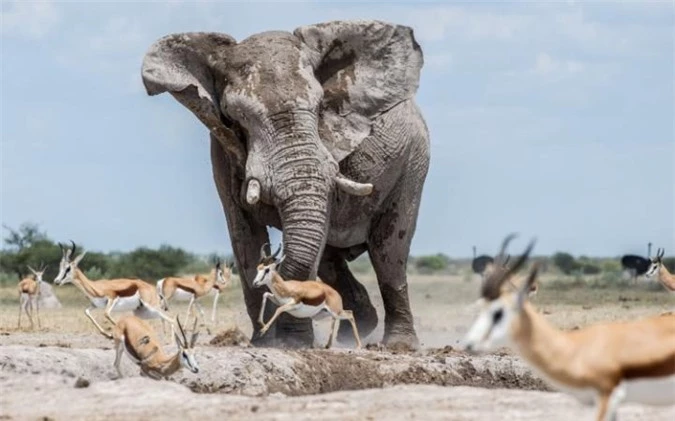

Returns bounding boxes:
[1,223,673,286]
[0,223,231,286]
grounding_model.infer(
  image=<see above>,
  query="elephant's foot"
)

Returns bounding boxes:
[383,325,419,351]
[251,313,314,349]
[379,283,419,351]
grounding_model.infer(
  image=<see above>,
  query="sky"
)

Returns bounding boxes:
[1,1,673,258]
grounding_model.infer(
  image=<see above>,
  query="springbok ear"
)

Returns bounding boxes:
[294,20,423,162]
[142,33,245,163]
[73,251,87,266]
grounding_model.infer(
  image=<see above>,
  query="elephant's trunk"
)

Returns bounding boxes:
[268,111,333,280]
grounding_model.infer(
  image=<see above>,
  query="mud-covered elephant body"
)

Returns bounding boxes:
[142,20,430,348]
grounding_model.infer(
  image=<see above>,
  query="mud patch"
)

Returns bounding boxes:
[209,327,251,348]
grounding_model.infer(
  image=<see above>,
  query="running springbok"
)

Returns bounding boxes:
[253,244,362,349]
[53,241,175,338]
[157,260,232,327]
[461,235,675,421]
[102,314,200,380]
[17,264,47,329]
[646,248,675,292]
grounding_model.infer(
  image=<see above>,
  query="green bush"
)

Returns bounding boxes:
[414,254,450,274]
[551,252,579,275]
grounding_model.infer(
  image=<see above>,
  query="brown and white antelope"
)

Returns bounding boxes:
[461,235,675,421]
[157,260,232,327]
[53,241,175,338]
[102,314,200,380]
[17,264,47,329]
[253,244,362,349]
[646,248,675,292]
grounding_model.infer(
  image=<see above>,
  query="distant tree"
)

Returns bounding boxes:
[601,260,622,273]
[552,252,579,275]
[415,254,450,273]
[109,245,193,280]
[2,223,48,250]
[580,263,601,275]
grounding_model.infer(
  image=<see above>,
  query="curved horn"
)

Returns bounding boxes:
[481,236,535,301]
[503,255,511,268]
[59,242,66,257]
[271,242,282,259]
[496,233,518,265]
[176,316,188,347]
[69,240,77,258]
[658,248,665,259]
[260,243,269,259]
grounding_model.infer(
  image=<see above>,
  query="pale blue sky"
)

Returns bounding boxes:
[1,1,673,257]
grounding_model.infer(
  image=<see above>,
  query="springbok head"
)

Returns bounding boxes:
[461,234,537,353]
[174,316,200,374]
[27,262,47,284]
[646,248,666,278]
[53,240,87,286]
[252,243,284,288]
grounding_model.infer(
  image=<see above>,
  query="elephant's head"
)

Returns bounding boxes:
[142,20,423,279]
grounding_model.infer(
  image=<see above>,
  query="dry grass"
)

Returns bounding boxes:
[1,274,672,347]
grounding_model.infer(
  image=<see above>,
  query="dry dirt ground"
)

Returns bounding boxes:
[1,274,674,420]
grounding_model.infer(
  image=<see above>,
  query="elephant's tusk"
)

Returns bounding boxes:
[246,179,261,204]
[335,174,373,196]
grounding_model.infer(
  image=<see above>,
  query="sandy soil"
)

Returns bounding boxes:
[2,342,674,421]
[1,275,673,420]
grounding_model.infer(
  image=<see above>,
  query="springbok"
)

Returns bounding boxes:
[646,248,675,292]
[102,315,200,380]
[17,264,47,329]
[157,260,232,327]
[253,243,362,349]
[461,235,675,421]
[53,241,175,338]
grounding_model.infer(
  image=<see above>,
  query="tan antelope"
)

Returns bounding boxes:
[102,314,200,380]
[646,248,675,292]
[53,241,175,338]
[157,259,232,327]
[461,235,675,421]
[17,264,47,329]
[253,243,362,349]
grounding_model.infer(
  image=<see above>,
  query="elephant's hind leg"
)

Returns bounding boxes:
[367,186,425,350]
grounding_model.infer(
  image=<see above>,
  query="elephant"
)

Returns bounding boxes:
[141,19,430,349]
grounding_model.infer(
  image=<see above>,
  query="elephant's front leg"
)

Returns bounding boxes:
[367,194,422,350]
[210,137,273,344]
[318,245,378,343]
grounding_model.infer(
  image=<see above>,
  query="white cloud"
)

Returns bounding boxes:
[1,0,60,39]
[409,7,529,42]
[88,16,145,53]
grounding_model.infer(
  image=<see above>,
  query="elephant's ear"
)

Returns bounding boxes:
[142,33,245,163]
[294,20,423,161]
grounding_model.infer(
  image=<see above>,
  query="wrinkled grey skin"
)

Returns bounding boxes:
[142,20,430,349]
